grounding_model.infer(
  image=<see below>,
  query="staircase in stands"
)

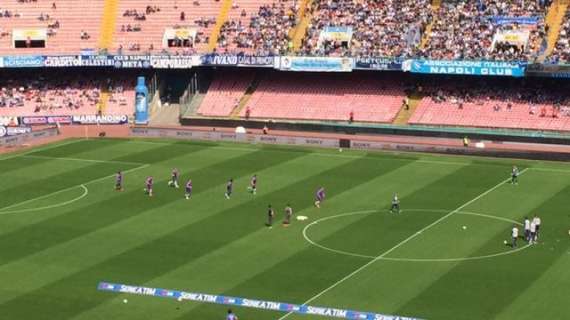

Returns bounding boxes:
[419,0,441,49]
[539,0,569,61]
[98,0,120,51]
[208,0,234,51]
[392,93,422,125]
[289,0,313,52]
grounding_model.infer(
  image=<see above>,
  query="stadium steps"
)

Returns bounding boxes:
[98,0,120,51]
[208,0,233,52]
[420,0,441,49]
[149,104,181,126]
[539,0,569,61]
[182,93,206,117]
[98,90,110,115]
[230,75,261,118]
[290,0,314,52]
[392,94,422,125]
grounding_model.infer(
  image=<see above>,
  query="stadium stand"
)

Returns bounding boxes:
[550,6,570,63]
[0,71,134,116]
[113,0,222,54]
[216,0,298,55]
[420,0,548,61]
[239,72,405,123]
[196,70,255,117]
[299,0,432,58]
[0,0,102,55]
[408,77,570,131]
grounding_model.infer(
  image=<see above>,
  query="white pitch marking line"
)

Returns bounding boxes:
[303,209,528,261]
[0,139,84,161]
[0,185,89,215]
[20,154,145,166]
[0,164,150,214]
[278,168,528,320]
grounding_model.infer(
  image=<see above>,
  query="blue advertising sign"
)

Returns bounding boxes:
[403,59,525,77]
[201,54,274,67]
[3,55,44,67]
[279,56,353,72]
[98,282,422,320]
[354,57,402,70]
[491,16,538,26]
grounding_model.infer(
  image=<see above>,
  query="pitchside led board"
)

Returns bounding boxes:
[134,76,149,124]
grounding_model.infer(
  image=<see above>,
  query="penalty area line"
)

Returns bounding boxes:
[277,168,528,320]
[0,163,150,214]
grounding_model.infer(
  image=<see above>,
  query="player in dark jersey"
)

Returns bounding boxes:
[225,178,234,199]
[283,204,293,226]
[248,174,257,195]
[145,176,153,197]
[314,187,325,208]
[168,168,180,188]
[511,166,519,185]
[390,193,400,213]
[266,204,275,227]
[185,179,192,199]
[115,171,123,191]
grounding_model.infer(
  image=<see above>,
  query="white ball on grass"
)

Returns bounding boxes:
[462,226,467,230]
[123,299,128,304]
[338,148,343,152]
[503,240,508,245]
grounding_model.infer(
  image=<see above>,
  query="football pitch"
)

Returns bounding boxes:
[0,138,569,320]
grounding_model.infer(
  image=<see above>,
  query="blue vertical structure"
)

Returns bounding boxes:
[134,76,149,125]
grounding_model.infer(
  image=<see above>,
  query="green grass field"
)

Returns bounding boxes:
[0,138,569,320]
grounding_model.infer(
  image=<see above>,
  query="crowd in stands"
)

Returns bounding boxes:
[299,0,432,58]
[0,72,134,116]
[416,76,570,117]
[419,0,548,61]
[549,8,570,63]
[217,0,298,55]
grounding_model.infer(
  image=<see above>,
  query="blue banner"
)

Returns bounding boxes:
[354,57,402,71]
[98,282,422,320]
[201,54,274,67]
[491,16,538,26]
[404,59,525,77]
[280,56,353,72]
[3,55,44,68]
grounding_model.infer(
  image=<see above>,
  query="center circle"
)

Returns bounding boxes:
[303,209,530,262]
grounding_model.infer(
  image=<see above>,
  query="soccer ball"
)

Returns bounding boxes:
[339,148,343,152]
[462,226,467,230]
[123,299,128,304]
[503,240,508,245]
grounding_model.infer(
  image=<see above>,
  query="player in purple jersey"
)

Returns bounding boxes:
[185,179,193,199]
[225,178,234,199]
[314,186,325,208]
[115,171,123,191]
[168,168,180,188]
[145,176,153,197]
[248,174,257,195]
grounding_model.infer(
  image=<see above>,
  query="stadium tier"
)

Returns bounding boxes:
[420,0,547,61]
[299,0,433,58]
[196,70,255,117]
[0,0,567,61]
[0,70,134,116]
[0,0,102,55]
[239,73,404,123]
[113,0,221,54]
[216,0,297,55]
